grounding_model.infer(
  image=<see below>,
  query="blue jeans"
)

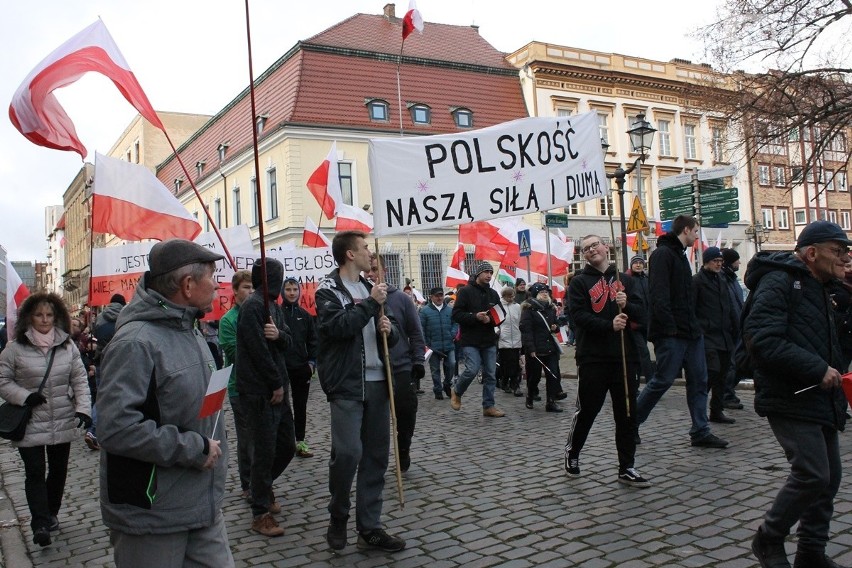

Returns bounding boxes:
[428,350,455,395]
[636,335,710,440]
[454,345,497,409]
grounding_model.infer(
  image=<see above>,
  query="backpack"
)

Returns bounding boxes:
[735,272,802,379]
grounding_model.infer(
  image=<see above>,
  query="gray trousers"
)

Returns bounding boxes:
[762,415,842,552]
[328,380,390,532]
[111,511,234,568]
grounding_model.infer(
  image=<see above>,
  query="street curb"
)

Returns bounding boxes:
[0,467,32,568]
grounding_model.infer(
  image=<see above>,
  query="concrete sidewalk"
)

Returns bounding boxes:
[0,359,846,567]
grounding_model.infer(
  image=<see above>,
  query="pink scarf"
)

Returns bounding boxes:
[30,328,55,354]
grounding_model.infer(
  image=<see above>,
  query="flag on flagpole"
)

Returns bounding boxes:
[198,366,232,418]
[450,242,466,271]
[445,266,469,288]
[402,0,424,40]
[9,20,163,158]
[715,230,723,249]
[335,203,373,233]
[488,303,506,326]
[303,217,332,248]
[306,142,343,220]
[555,326,571,344]
[5,263,30,336]
[92,153,202,241]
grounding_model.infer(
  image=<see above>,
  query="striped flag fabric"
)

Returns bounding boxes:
[402,0,424,40]
[198,366,232,418]
[335,203,373,233]
[306,142,343,220]
[488,303,506,326]
[303,217,332,247]
[5,263,30,336]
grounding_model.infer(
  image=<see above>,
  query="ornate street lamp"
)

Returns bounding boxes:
[745,221,769,251]
[603,112,656,270]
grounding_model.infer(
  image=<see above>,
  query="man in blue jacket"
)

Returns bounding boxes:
[315,231,404,553]
[746,221,850,568]
[420,287,457,400]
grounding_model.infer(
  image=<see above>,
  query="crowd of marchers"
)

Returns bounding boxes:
[0,217,850,568]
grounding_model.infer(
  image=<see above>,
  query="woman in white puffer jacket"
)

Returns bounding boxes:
[0,292,90,548]
[497,287,523,396]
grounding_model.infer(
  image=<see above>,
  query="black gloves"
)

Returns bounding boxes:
[76,413,92,429]
[24,393,47,407]
[411,364,425,380]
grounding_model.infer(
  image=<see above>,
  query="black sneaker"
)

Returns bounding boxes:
[357,528,406,552]
[554,391,568,400]
[326,516,348,550]
[399,450,410,473]
[33,526,50,547]
[442,380,452,398]
[793,550,845,568]
[618,468,651,487]
[691,433,729,448]
[752,527,790,568]
[48,515,59,532]
[565,456,580,477]
[723,400,744,410]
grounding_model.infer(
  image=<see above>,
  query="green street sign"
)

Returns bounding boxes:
[544,213,569,228]
[702,210,740,225]
[660,184,693,199]
[699,179,725,190]
[660,194,695,208]
[698,199,738,214]
[700,188,738,203]
[660,203,695,219]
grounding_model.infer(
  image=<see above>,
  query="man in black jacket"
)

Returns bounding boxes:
[721,248,746,410]
[519,282,563,412]
[563,235,649,486]
[315,231,404,553]
[626,255,654,382]
[746,221,850,568]
[636,215,728,448]
[450,261,505,417]
[236,258,295,537]
[692,247,738,424]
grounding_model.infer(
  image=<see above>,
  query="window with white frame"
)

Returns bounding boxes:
[453,108,473,128]
[338,161,354,205]
[204,204,210,232]
[382,253,402,287]
[842,211,851,230]
[824,169,835,191]
[657,119,672,156]
[214,198,222,228]
[597,111,610,145]
[758,165,770,186]
[266,168,278,220]
[409,104,431,125]
[233,185,241,226]
[791,166,803,183]
[563,204,579,215]
[794,209,807,225]
[839,171,848,192]
[419,252,444,291]
[777,208,789,229]
[251,178,258,226]
[599,196,613,216]
[556,108,572,117]
[829,210,838,224]
[367,99,389,122]
[774,166,786,187]
[789,126,800,142]
[762,207,774,229]
[684,124,698,159]
[711,126,726,162]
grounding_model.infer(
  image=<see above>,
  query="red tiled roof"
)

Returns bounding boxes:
[157,12,527,189]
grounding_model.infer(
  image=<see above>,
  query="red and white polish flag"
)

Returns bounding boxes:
[303,217,332,248]
[335,203,374,233]
[555,326,571,344]
[402,0,424,40]
[445,266,469,289]
[450,242,466,271]
[198,365,232,419]
[488,303,506,326]
[5,263,30,336]
[93,152,202,242]
[9,20,163,159]
[306,142,344,220]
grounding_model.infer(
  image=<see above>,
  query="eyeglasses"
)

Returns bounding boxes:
[581,241,602,254]
[816,244,851,259]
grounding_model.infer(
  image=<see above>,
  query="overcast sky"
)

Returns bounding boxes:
[0,0,718,262]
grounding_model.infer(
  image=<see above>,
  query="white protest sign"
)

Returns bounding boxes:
[368,113,607,236]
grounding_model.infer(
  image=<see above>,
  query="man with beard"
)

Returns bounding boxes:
[563,235,649,486]
[720,248,746,410]
[636,215,728,448]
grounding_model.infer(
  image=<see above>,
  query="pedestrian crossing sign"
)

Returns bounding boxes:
[627,196,649,233]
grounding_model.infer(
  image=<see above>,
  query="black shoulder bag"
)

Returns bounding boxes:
[0,346,58,441]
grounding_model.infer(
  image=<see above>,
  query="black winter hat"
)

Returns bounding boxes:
[528,283,551,297]
[721,248,740,266]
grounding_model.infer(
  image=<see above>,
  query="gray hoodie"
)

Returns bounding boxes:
[97,274,227,534]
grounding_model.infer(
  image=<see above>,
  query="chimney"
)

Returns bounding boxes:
[384,3,396,19]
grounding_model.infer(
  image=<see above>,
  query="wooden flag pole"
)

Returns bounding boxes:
[606,204,631,417]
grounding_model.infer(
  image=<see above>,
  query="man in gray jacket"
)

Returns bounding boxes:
[97,239,233,568]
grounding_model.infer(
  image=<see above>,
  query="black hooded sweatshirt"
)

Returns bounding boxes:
[281,277,317,371]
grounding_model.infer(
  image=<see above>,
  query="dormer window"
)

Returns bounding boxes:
[195,160,206,178]
[256,113,268,135]
[452,107,473,128]
[217,143,229,162]
[366,99,389,122]
[408,103,431,125]
[174,178,183,193]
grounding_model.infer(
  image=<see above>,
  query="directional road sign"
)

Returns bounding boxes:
[700,188,739,203]
[660,184,694,199]
[661,194,695,207]
[702,210,740,225]
[518,229,531,257]
[699,199,738,214]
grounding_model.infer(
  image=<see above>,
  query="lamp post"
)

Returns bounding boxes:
[745,221,769,252]
[603,112,656,270]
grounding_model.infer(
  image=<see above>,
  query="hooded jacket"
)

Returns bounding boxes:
[281,277,317,371]
[743,251,846,430]
[568,263,644,364]
[452,276,501,347]
[692,267,737,353]
[519,297,559,355]
[235,259,292,397]
[497,298,522,349]
[385,285,426,375]
[625,267,650,334]
[97,274,228,534]
[315,268,400,401]
[419,300,457,355]
[0,328,90,448]
[647,232,702,341]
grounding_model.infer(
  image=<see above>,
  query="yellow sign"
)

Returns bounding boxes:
[626,196,649,233]
[632,232,649,251]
